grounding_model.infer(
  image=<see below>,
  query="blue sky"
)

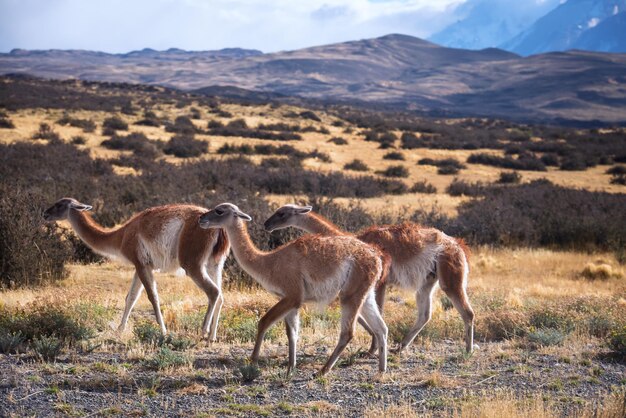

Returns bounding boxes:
[0,0,465,53]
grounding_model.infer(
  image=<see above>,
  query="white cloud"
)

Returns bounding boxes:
[0,0,465,52]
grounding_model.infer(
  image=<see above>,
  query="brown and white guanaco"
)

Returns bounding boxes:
[264,204,476,354]
[43,198,229,339]
[199,203,388,376]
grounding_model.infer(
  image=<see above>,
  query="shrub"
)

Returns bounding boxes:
[220,308,279,343]
[102,115,128,132]
[32,123,60,141]
[410,180,437,194]
[71,135,86,145]
[418,158,466,173]
[217,143,255,155]
[580,263,620,280]
[146,347,190,370]
[377,165,409,178]
[527,328,566,347]
[438,165,459,175]
[101,132,162,158]
[607,165,626,175]
[163,135,207,158]
[207,119,224,129]
[4,305,93,345]
[164,334,195,351]
[364,130,396,146]
[308,149,332,162]
[0,116,15,129]
[0,186,73,288]
[497,171,521,184]
[189,107,201,119]
[135,109,162,127]
[260,157,302,169]
[541,153,560,166]
[607,326,626,356]
[610,174,626,185]
[299,110,321,122]
[32,335,64,361]
[400,132,420,149]
[383,151,405,161]
[344,159,369,172]
[446,179,486,197]
[239,363,262,383]
[166,115,197,135]
[560,154,587,171]
[134,321,164,346]
[467,153,546,171]
[327,136,348,145]
[227,118,248,129]
[0,330,25,354]
[56,115,96,132]
[120,101,136,115]
[451,180,626,252]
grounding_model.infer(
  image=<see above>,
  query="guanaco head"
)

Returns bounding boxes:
[264,204,312,232]
[199,203,252,229]
[43,197,93,221]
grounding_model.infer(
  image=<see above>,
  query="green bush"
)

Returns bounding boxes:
[0,330,25,354]
[527,328,566,347]
[608,326,626,356]
[134,321,164,346]
[32,335,64,361]
[220,308,279,343]
[238,363,262,383]
[146,347,190,370]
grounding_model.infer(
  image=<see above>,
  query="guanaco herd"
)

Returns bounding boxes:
[44,198,475,376]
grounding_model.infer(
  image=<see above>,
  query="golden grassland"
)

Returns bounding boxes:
[1,248,624,416]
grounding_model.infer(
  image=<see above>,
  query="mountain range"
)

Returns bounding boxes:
[431,0,626,55]
[2,34,625,125]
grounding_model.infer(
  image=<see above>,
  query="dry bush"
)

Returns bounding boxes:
[344,159,369,171]
[410,180,437,194]
[467,152,546,171]
[0,186,73,288]
[102,115,128,132]
[0,115,16,129]
[56,114,96,132]
[377,165,409,178]
[580,262,623,280]
[497,171,522,184]
[163,135,207,158]
[101,132,162,158]
[32,123,60,141]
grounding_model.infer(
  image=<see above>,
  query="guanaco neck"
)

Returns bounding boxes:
[224,221,276,286]
[299,213,345,236]
[67,210,120,254]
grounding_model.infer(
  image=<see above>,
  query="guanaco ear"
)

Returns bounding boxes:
[234,210,252,221]
[70,202,93,212]
[296,206,313,214]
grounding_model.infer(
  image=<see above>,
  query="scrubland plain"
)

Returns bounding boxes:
[0,76,624,417]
